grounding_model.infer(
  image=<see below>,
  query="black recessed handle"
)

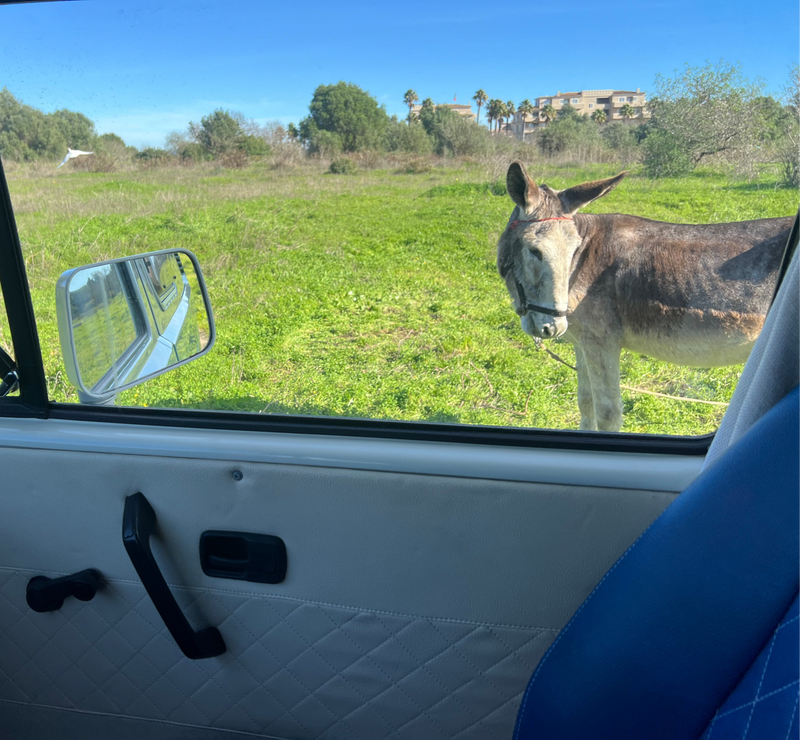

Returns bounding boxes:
[122,493,225,660]
[200,530,287,584]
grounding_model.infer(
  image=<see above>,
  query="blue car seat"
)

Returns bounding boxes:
[514,386,799,739]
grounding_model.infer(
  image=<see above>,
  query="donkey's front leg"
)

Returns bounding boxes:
[574,345,597,430]
[582,338,623,432]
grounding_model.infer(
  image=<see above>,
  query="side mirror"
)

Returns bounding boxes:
[56,249,215,404]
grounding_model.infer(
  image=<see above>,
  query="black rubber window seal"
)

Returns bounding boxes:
[0,157,48,416]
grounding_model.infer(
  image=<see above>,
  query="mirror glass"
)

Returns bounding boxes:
[59,249,213,400]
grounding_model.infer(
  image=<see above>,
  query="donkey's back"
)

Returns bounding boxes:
[581,214,793,367]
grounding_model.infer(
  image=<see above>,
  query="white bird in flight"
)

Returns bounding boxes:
[57,148,94,169]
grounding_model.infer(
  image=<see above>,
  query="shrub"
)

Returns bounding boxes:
[778,135,799,187]
[218,150,249,169]
[328,157,357,174]
[355,150,381,169]
[438,115,491,157]
[134,147,174,169]
[70,151,116,173]
[641,130,693,177]
[537,114,602,157]
[386,119,433,155]
[310,129,343,158]
[397,156,432,174]
[271,140,304,169]
[600,122,642,165]
[239,134,271,157]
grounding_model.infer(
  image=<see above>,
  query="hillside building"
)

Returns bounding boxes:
[511,88,650,140]
[409,102,477,122]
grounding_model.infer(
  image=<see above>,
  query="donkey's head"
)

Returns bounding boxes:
[497,160,625,339]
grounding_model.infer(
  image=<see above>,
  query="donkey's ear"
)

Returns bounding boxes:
[559,172,627,213]
[506,161,540,212]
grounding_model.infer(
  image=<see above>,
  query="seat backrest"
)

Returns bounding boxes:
[514,387,799,740]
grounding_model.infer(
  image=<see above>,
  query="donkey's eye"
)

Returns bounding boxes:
[528,248,543,261]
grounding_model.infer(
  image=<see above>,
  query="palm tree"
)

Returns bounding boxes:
[518,99,535,141]
[496,101,509,134]
[505,101,516,134]
[487,99,501,133]
[620,103,636,123]
[591,109,607,125]
[473,89,488,127]
[541,103,556,125]
[403,90,419,121]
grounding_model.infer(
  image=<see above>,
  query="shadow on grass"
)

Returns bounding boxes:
[720,180,787,193]
[140,396,463,424]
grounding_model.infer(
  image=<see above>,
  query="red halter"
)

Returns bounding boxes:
[509,216,574,229]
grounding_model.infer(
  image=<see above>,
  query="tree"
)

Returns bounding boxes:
[538,110,602,156]
[438,115,491,156]
[784,63,800,118]
[473,89,488,126]
[518,99,535,141]
[541,103,556,125]
[641,129,692,177]
[403,89,419,121]
[189,109,244,155]
[753,96,795,143]
[496,101,509,133]
[50,109,96,149]
[505,101,516,134]
[778,64,800,186]
[299,82,389,153]
[386,116,433,154]
[418,102,462,154]
[485,99,496,132]
[645,60,765,171]
[286,122,299,141]
[619,103,636,123]
[558,103,581,121]
[591,109,607,125]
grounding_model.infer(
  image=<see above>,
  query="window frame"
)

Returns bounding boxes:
[2,152,796,457]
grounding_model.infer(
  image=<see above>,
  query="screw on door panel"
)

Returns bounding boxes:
[232,470,243,481]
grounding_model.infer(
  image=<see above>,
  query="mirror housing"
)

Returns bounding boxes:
[56,249,215,404]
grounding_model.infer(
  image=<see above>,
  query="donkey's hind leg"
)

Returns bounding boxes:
[574,345,597,431]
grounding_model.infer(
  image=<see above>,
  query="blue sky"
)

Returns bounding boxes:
[1,0,797,148]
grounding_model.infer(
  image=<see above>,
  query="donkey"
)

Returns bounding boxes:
[497,160,793,432]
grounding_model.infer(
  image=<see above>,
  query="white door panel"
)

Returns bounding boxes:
[0,428,682,739]
[0,417,703,491]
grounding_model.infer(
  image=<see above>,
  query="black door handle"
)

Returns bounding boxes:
[122,492,226,660]
[200,530,287,584]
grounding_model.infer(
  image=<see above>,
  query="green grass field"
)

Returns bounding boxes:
[4,160,797,434]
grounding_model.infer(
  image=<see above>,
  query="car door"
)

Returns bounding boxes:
[0,164,708,740]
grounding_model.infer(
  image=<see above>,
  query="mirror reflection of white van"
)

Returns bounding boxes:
[55,248,214,404]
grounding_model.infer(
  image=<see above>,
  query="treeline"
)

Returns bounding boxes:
[297,64,798,184]
[0,88,136,166]
[1,61,797,184]
[296,82,493,159]
[634,62,798,183]
[0,89,303,171]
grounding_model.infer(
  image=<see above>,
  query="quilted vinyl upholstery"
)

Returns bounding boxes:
[0,568,555,739]
[701,594,799,740]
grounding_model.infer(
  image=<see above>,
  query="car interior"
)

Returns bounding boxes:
[0,1,797,737]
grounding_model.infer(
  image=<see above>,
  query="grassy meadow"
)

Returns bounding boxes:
[3,159,797,434]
